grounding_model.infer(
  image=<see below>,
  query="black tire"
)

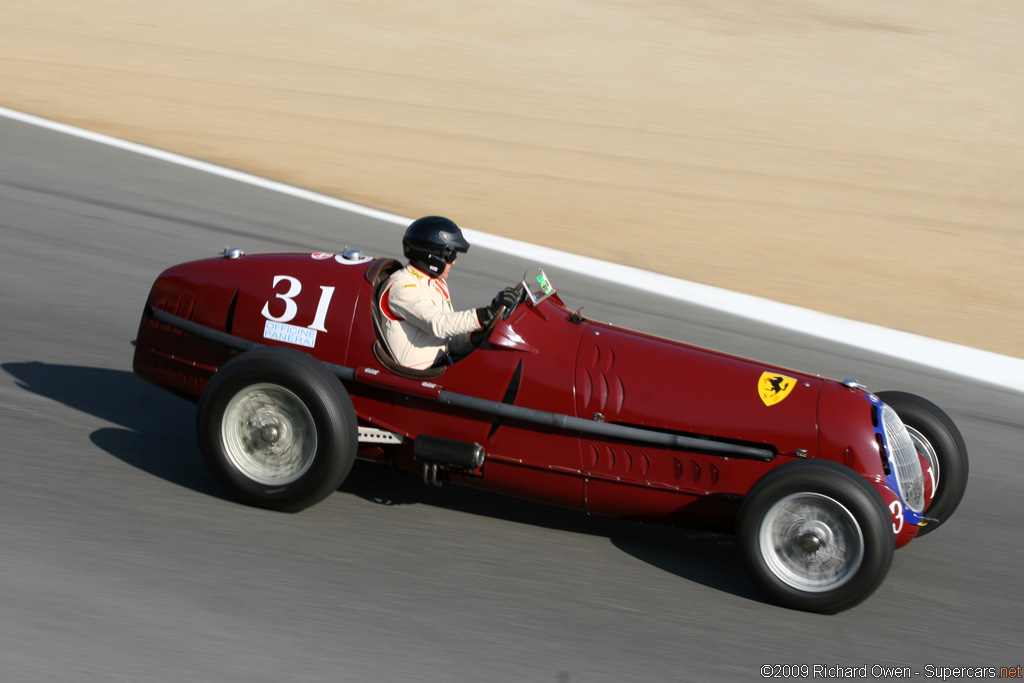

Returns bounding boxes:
[196,347,357,512]
[737,460,893,614]
[876,391,968,536]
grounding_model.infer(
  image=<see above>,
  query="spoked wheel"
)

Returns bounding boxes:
[197,347,357,512]
[758,492,865,593]
[876,391,968,536]
[738,460,893,613]
[220,382,318,486]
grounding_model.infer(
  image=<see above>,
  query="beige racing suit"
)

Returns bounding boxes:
[378,264,482,369]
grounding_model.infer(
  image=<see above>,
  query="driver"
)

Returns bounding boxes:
[378,216,519,369]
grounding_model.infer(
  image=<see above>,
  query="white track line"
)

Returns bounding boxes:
[3,105,1021,392]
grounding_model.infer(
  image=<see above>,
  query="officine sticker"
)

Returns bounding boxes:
[264,320,318,348]
[758,372,796,406]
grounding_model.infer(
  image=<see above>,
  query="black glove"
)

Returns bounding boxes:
[476,287,520,327]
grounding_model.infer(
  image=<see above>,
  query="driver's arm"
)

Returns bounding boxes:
[386,283,482,339]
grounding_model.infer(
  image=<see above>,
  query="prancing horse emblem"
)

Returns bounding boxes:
[758,372,797,407]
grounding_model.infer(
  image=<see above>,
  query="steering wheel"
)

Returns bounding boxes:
[476,282,526,345]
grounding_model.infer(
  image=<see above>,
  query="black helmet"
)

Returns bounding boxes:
[402,216,470,276]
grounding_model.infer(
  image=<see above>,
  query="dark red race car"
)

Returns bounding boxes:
[132,247,968,613]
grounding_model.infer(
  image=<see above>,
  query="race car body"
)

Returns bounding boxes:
[133,248,968,613]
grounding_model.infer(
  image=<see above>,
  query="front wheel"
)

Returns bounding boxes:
[197,347,357,512]
[737,460,893,613]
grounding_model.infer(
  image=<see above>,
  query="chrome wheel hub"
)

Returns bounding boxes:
[760,493,864,592]
[260,424,280,444]
[221,383,317,485]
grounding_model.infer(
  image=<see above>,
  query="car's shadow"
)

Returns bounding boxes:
[342,461,759,601]
[3,360,229,501]
[3,360,761,604]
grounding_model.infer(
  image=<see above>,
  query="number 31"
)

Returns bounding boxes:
[261,275,335,332]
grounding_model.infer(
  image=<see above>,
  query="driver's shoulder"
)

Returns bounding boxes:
[384,264,425,289]
[385,266,439,308]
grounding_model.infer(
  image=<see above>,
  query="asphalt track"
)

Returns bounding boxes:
[1,116,1022,682]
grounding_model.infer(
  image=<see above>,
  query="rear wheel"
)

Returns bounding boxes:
[738,460,893,613]
[876,391,968,536]
[197,347,357,512]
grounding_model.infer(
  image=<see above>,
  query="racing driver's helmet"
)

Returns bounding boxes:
[402,216,470,276]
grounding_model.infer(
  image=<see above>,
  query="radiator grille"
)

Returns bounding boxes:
[881,405,925,512]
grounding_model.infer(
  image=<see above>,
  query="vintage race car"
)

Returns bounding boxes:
[132,247,968,613]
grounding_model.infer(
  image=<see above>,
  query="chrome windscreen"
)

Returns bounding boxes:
[881,405,925,512]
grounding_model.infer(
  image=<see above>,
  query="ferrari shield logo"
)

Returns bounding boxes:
[758,372,796,406]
